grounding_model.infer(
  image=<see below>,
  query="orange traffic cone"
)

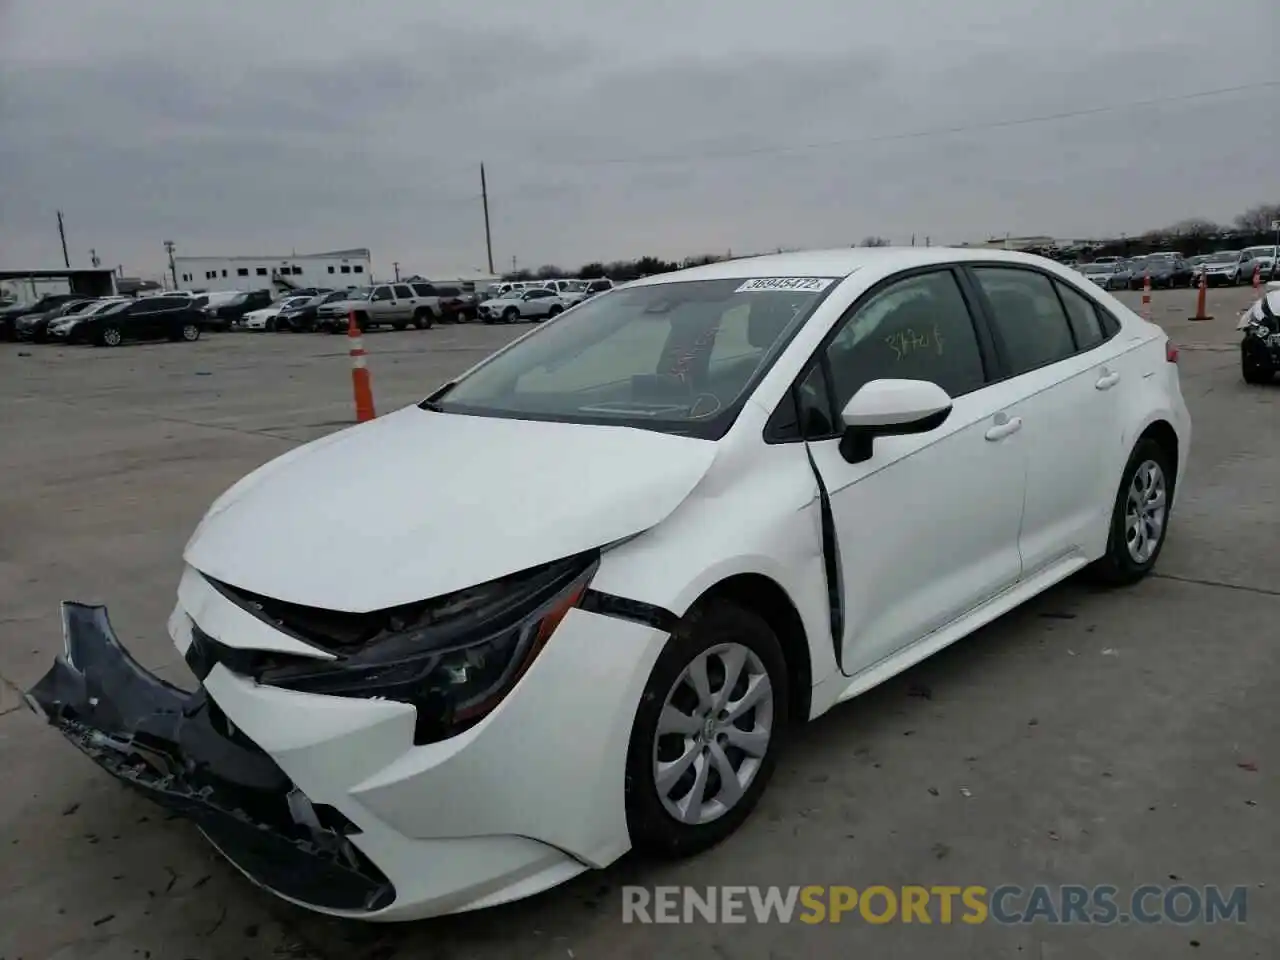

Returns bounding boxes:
[1253,262,1262,295]
[1189,270,1212,321]
[1141,270,1152,321]
[348,311,376,422]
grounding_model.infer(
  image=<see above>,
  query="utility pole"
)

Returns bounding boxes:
[511,254,517,274]
[163,240,177,290]
[56,211,70,268]
[481,163,495,275]
[393,261,400,281]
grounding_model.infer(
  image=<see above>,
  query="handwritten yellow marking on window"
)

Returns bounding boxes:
[885,324,945,360]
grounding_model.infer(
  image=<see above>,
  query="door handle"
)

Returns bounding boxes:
[985,416,1022,441]
[1095,370,1121,390]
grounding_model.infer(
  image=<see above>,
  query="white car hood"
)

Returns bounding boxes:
[184,405,718,612]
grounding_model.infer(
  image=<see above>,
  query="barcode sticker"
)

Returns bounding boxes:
[734,277,835,293]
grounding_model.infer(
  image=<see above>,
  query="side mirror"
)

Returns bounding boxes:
[838,379,953,464]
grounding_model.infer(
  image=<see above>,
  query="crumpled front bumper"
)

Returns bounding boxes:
[25,602,395,913]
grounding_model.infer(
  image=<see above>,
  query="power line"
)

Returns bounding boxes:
[544,78,1280,168]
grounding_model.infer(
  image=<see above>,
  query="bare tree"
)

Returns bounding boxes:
[1170,218,1221,239]
[1234,203,1280,234]
[859,236,891,247]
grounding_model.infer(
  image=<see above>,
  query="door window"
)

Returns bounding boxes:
[393,285,414,299]
[1053,281,1105,351]
[824,269,988,411]
[971,267,1077,374]
[371,286,392,302]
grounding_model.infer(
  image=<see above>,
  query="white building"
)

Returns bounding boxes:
[173,248,373,293]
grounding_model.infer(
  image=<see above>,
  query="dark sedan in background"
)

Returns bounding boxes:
[1129,254,1191,289]
[276,290,350,332]
[203,289,273,330]
[57,295,205,346]
[0,292,83,340]
[14,298,100,342]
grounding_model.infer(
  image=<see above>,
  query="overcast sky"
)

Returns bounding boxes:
[1,0,1276,280]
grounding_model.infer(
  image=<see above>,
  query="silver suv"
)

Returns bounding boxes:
[314,283,440,332]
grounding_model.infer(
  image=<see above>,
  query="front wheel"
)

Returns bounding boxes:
[1242,339,1274,384]
[98,325,123,347]
[180,323,201,342]
[624,600,789,859]
[1089,438,1174,586]
[502,307,520,324]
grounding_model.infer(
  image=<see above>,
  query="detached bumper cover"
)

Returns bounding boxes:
[25,602,395,913]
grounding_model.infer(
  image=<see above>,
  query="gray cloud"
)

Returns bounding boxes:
[1,0,1276,279]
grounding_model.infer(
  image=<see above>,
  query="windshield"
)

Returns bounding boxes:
[432,276,836,438]
[1244,247,1276,258]
[281,297,310,309]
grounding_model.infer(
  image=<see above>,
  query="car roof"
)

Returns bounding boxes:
[626,247,1074,287]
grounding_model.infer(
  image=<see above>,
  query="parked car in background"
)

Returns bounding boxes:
[538,279,590,304]
[47,298,131,341]
[239,295,314,331]
[478,287,570,323]
[430,283,476,323]
[1090,255,1124,265]
[1079,262,1126,291]
[0,292,83,340]
[1241,246,1277,279]
[1185,255,1212,285]
[14,298,95,342]
[580,278,616,299]
[204,289,273,329]
[61,295,205,346]
[315,284,437,332]
[1129,255,1189,290]
[1195,250,1256,287]
[276,290,349,332]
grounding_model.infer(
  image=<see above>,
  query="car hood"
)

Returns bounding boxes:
[184,405,719,612]
[484,297,521,307]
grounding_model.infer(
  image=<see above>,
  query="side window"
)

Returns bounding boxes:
[340,265,351,274]
[237,267,249,277]
[972,267,1077,374]
[411,283,437,297]
[371,286,392,301]
[256,267,268,276]
[328,266,336,274]
[353,265,364,274]
[1054,280,1105,350]
[825,270,987,411]
[292,266,303,275]
[392,284,414,299]
[766,362,837,442]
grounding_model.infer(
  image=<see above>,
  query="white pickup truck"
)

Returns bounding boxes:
[314,282,441,332]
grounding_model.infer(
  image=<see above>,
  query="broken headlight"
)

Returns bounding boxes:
[253,553,598,745]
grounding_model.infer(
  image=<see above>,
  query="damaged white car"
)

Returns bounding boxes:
[28,248,1190,921]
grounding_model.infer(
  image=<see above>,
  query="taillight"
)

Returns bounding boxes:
[1166,341,1179,363]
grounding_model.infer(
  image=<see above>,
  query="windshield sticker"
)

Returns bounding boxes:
[734,277,835,293]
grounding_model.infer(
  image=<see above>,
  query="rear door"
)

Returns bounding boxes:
[965,265,1127,574]
[392,284,417,321]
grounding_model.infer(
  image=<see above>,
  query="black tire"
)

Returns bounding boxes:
[1089,437,1175,586]
[624,600,789,859]
[502,307,520,324]
[412,308,434,330]
[181,323,201,342]
[98,325,123,347]
[1242,340,1274,384]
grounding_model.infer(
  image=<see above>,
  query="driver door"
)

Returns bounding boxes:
[801,268,1027,676]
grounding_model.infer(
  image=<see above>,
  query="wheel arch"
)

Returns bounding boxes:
[685,573,813,725]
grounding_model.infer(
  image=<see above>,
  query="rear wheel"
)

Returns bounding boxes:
[181,323,200,342]
[624,600,789,858]
[1089,437,1174,586]
[413,308,434,330]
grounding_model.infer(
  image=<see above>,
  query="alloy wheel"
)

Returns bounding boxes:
[103,328,122,346]
[652,642,774,826]
[182,324,199,341]
[1125,460,1167,564]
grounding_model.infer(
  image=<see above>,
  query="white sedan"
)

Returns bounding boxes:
[478,287,570,323]
[239,296,312,331]
[27,248,1189,921]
